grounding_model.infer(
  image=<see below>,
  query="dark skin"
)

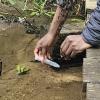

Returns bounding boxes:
[34,5,91,62]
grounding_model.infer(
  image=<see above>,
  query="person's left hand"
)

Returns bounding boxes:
[60,35,92,58]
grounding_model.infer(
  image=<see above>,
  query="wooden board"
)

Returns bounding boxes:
[83,48,100,100]
[86,0,97,9]
[86,48,100,58]
[83,48,100,83]
[87,83,100,100]
[83,58,100,83]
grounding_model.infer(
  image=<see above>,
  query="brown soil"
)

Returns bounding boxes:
[0,24,85,100]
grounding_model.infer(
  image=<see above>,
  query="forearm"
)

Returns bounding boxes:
[82,0,100,46]
[48,5,68,37]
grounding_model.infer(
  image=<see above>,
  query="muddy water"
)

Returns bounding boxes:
[0,23,85,100]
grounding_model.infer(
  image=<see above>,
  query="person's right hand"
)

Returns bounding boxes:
[34,33,56,62]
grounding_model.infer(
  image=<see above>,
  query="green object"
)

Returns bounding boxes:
[30,0,55,17]
[6,0,16,5]
[16,64,30,75]
[2,0,55,18]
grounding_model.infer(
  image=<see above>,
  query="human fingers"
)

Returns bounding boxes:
[34,48,40,55]
[60,38,70,56]
[46,47,52,59]
[41,47,47,59]
[34,41,42,55]
[70,50,83,58]
[70,51,77,58]
[65,44,73,57]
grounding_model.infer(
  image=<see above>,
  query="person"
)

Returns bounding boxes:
[34,0,100,62]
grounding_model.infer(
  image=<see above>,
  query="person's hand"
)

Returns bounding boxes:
[60,35,92,58]
[34,33,56,62]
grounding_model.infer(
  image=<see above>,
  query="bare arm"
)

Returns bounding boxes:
[48,0,74,37]
[34,5,68,61]
[48,5,68,37]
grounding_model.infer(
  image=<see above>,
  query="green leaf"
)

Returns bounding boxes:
[44,13,52,17]
[47,12,55,15]
[30,12,37,16]
[16,64,30,75]
[7,0,16,5]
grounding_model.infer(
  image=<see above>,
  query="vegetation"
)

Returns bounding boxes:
[1,0,55,18]
[0,0,85,18]
[16,64,30,75]
[30,0,55,17]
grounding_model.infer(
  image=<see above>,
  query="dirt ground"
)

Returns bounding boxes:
[0,24,85,100]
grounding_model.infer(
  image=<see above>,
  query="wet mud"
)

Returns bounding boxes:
[0,23,85,100]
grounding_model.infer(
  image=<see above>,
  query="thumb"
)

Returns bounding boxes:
[34,48,39,55]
